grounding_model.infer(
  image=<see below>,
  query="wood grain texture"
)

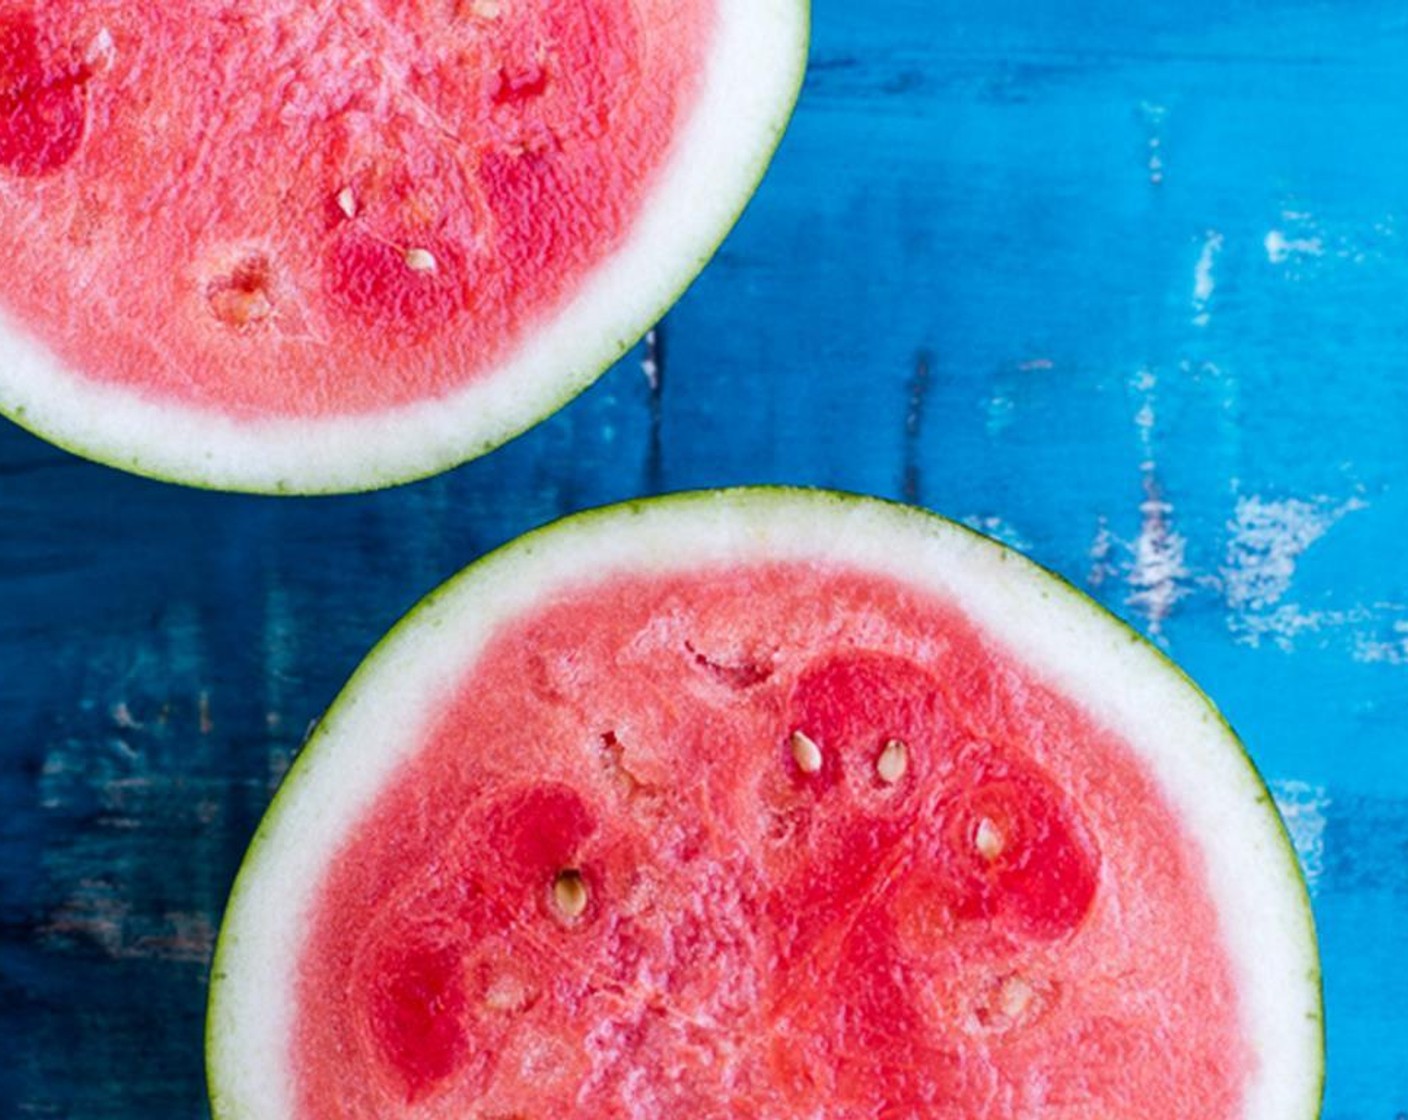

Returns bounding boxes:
[2,0,1403,1115]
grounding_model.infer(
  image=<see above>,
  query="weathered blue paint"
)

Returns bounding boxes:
[1,0,1403,1114]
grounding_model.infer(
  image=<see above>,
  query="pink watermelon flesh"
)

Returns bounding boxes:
[297,563,1252,1118]
[0,3,709,418]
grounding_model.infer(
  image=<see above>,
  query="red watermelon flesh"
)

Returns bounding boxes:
[0,1,709,418]
[296,562,1250,1119]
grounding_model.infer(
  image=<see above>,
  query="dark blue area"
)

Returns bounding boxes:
[3,0,1405,1114]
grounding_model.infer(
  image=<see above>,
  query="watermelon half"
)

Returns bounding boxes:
[207,489,1323,1118]
[0,3,806,492]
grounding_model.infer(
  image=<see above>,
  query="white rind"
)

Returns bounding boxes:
[207,488,1322,1120]
[0,0,809,493]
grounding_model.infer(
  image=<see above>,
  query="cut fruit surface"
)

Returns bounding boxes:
[0,2,807,491]
[207,489,1323,1119]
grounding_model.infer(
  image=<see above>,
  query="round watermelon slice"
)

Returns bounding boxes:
[0,3,806,492]
[207,489,1323,1118]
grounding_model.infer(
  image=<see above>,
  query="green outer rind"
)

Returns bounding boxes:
[0,3,811,495]
[205,487,1324,1118]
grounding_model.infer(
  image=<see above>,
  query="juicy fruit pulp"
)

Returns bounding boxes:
[0,2,709,418]
[297,562,1248,1119]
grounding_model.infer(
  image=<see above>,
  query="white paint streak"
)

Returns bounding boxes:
[1087,517,1116,589]
[962,515,1032,552]
[1354,618,1408,665]
[1223,496,1360,613]
[1264,208,1399,272]
[1128,480,1188,636]
[1222,496,1366,649]
[1083,370,1190,637]
[1270,780,1329,896]
[1132,367,1157,460]
[1192,231,1222,326]
[1234,605,1345,650]
[1140,102,1167,185]
[1223,497,1361,645]
[641,328,661,390]
[985,393,1015,435]
[1265,229,1324,264]
[1123,368,1187,635]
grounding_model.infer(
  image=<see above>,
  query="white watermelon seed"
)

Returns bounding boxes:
[86,27,117,70]
[404,247,438,273]
[336,187,357,218]
[975,817,1004,860]
[790,730,823,774]
[999,975,1034,1019]
[552,869,588,919]
[877,739,908,784]
[483,973,530,1011]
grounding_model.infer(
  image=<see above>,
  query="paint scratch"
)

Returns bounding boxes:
[1224,496,1361,612]
[642,326,666,492]
[1128,369,1187,635]
[1128,473,1189,636]
[1223,494,1365,647]
[1265,229,1324,263]
[962,515,1031,552]
[42,885,216,963]
[1265,216,1325,265]
[1140,101,1166,185]
[1087,517,1116,589]
[1084,370,1191,638]
[1192,231,1222,327]
[1354,618,1408,665]
[1271,780,1329,896]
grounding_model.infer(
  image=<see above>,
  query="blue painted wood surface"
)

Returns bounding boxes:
[1,0,1402,1114]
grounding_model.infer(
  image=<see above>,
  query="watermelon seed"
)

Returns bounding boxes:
[876,739,908,784]
[999,975,1034,1019]
[552,869,588,920]
[790,730,823,774]
[336,187,357,219]
[483,973,533,1012]
[974,817,1004,860]
[86,28,116,71]
[404,247,438,273]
